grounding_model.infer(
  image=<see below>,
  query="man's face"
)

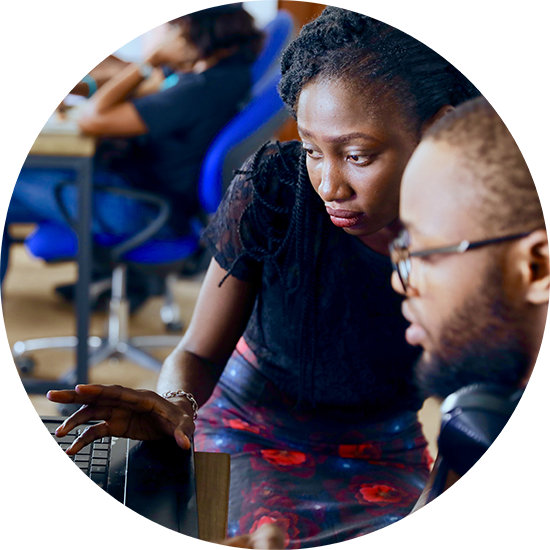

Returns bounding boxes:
[394,140,530,399]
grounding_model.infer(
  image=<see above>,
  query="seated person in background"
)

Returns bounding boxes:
[2,3,263,293]
[222,96,547,549]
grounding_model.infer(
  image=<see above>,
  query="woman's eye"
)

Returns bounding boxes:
[346,154,372,165]
[303,147,322,159]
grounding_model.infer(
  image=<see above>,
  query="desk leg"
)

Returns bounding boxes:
[75,156,92,385]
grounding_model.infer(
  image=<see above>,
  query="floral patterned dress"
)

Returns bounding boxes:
[197,142,432,547]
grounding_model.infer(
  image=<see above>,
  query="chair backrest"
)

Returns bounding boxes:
[197,11,294,214]
[251,10,294,84]
[198,69,289,214]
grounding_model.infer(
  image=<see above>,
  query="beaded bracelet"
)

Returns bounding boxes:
[81,74,97,98]
[162,390,198,420]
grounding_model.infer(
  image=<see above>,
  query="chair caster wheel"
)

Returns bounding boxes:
[58,403,81,417]
[16,357,36,374]
[165,321,184,333]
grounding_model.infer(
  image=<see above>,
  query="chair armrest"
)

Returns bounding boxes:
[53,181,171,261]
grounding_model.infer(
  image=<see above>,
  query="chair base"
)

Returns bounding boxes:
[13,334,183,378]
[13,264,184,387]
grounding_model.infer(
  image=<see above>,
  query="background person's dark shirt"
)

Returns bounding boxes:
[95,53,252,233]
[203,141,423,419]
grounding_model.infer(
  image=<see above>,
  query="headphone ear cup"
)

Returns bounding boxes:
[438,408,507,476]
[437,383,522,476]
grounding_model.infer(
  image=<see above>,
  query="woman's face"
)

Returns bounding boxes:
[296,78,420,240]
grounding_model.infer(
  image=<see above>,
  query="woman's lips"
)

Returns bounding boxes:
[325,207,365,228]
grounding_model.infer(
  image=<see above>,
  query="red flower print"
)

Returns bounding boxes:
[357,484,404,506]
[338,443,382,461]
[225,418,262,434]
[243,444,317,479]
[243,481,294,509]
[422,447,434,469]
[261,450,307,467]
[333,475,417,518]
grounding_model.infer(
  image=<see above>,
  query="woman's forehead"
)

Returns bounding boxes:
[296,78,413,140]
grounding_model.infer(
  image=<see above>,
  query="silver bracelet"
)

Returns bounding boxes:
[162,390,198,420]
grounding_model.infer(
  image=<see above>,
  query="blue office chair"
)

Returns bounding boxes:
[14,68,290,378]
[251,10,294,84]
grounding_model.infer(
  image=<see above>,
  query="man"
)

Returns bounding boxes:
[230,95,548,547]
[391,96,546,401]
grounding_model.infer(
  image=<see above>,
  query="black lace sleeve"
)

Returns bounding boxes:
[201,154,261,282]
[201,141,302,284]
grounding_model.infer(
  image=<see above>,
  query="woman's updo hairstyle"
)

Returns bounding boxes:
[279,6,480,132]
[174,3,264,62]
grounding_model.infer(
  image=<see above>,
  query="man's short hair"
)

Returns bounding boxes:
[424,96,544,234]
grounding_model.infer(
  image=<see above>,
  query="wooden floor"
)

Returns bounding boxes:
[3,238,441,458]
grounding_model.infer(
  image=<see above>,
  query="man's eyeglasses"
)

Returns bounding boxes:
[389,229,533,292]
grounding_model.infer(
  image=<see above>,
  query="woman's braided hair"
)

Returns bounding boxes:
[226,7,480,406]
[279,6,480,133]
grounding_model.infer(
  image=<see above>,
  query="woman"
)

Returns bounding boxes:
[2,3,263,286]
[48,7,479,547]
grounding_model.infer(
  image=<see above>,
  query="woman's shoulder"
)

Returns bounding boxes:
[202,141,303,281]
[242,140,302,200]
[259,140,302,168]
[213,140,302,217]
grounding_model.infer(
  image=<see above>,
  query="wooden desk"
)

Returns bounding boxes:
[22,127,96,393]
[195,451,231,542]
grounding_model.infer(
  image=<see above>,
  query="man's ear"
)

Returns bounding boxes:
[518,229,549,305]
[420,105,455,135]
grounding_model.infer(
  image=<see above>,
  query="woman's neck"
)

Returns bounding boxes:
[356,218,402,256]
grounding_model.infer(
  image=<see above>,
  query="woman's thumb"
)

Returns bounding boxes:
[173,426,191,450]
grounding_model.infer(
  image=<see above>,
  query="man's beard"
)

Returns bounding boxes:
[414,264,532,400]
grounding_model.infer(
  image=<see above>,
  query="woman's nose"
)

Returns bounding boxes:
[317,161,352,202]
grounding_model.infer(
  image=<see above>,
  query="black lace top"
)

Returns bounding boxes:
[202,141,422,418]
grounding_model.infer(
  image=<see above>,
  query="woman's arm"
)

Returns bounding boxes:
[65,56,131,98]
[77,29,198,137]
[77,62,151,136]
[157,258,259,406]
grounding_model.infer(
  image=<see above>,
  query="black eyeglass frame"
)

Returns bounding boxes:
[389,229,534,292]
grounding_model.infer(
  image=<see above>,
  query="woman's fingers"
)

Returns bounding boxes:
[173,424,192,450]
[48,384,158,411]
[65,422,111,455]
[168,396,197,449]
[249,524,285,549]
[223,524,285,549]
[74,384,151,408]
[48,384,197,447]
[46,386,119,405]
[46,389,81,404]
[223,534,254,548]
[55,405,113,437]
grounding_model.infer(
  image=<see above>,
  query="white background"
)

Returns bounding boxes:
[0,0,550,550]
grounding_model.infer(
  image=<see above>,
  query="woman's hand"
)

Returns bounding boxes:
[47,384,195,454]
[223,524,285,549]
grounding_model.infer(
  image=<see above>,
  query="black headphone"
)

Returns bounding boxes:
[437,382,523,477]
